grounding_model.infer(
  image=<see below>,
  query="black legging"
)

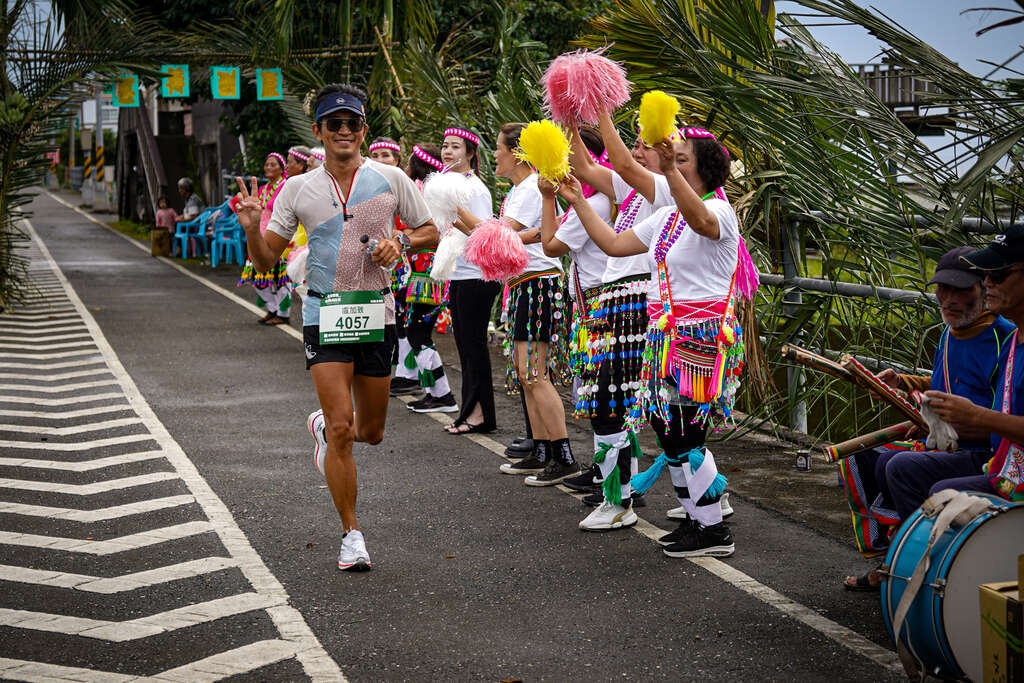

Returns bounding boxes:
[449,278,502,428]
[406,303,439,351]
[650,405,707,460]
[590,357,628,437]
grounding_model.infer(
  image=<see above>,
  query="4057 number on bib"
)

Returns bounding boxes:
[319,291,385,344]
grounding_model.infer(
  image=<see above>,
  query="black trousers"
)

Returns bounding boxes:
[449,278,502,428]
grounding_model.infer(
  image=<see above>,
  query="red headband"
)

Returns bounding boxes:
[368,141,401,153]
[681,127,730,158]
[443,127,480,146]
[266,152,287,178]
[412,145,444,171]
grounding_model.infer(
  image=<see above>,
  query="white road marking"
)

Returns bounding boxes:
[0,557,238,593]
[0,449,162,470]
[0,348,102,360]
[0,359,106,371]
[0,416,143,436]
[0,391,126,406]
[0,332,91,343]
[0,495,196,521]
[0,340,97,351]
[0,592,283,641]
[0,368,111,382]
[0,640,297,682]
[0,433,156,450]
[0,471,178,494]
[0,403,131,419]
[0,318,86,328]
[0,379,119,393]
[30,207,346,680]
[0,521,213,554]
[0,324,87,335]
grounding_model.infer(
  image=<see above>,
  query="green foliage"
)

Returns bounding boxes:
[220,79,304,175]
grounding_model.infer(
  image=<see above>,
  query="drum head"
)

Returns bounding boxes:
[942,501,1024,683]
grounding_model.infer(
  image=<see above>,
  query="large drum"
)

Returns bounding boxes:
[881,491,1024,681]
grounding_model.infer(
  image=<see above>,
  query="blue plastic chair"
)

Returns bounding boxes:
[172,209,211,258]
[210,214,247,267]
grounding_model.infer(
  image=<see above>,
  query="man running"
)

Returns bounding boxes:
[234,84,438,571]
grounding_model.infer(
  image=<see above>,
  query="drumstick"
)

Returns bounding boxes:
[823,421,914,462]
[780,344,852,381]
[842,355,928,429]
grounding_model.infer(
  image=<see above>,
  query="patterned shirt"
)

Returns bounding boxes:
[267,159,432,325]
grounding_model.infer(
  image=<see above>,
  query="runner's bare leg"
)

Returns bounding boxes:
[312,362,360,532]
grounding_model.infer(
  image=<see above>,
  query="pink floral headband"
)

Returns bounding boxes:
[266,152,287,178]
[310,150,325,161]
[368,140,401,153]
[680,127,730,158]
[412,145,444,170]
[443,127,480,146]
[287,148,309,162]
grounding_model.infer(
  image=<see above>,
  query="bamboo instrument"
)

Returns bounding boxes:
[841,355,928,429]
[823,421,914,462]
[780,344,852,381]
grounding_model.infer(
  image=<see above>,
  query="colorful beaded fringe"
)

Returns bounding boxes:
[570,277,648,419]
[625,314,745,432]
[503,272,570,394]
[238,259,290,289]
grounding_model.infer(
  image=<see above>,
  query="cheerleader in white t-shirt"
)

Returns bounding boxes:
[564,127,745,558]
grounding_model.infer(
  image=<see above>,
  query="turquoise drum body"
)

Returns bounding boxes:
[880,492,1024,681]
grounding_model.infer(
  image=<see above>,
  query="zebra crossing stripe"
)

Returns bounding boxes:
[0,592,283,642]
[0,521,213,554]
[0,433,156,450]
[0,471,178,494]
[0,348,101,360]
[0,379,119,393]
[0,416,143,436]
[23,213,346,680]
[0,332,93,343]
[0,359,106,371]
[0,319,86,328]
[0,324,88,335]
[0,495,195,521]
[0,368,113,382]
[0,392,126,406]
[0,639,297,682]
[0,310,77,320]
[0,341,97,351]
[0,403,131,419]
[0,449,162,471]
[0,557,238,593]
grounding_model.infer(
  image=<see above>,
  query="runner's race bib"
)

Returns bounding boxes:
[319,291,385,344]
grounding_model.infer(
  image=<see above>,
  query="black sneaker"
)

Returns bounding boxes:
[499,455,546,475]
[525,459,582,487]
[662,522,735,558]
[505,437,533,456]
[657,518,700,546]
[390,377,422,396]
[563,464,599,493]
[408,393,458,413]
[582,491,647,508]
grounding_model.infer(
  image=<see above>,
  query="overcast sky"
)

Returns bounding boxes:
[778,0,1024,78]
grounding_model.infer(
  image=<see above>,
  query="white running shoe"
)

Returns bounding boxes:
[337,530,372,571]
[666,493,733,520]
[306,409,327,476]
[579,501,638,531]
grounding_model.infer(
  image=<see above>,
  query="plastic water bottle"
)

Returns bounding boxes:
[360,234,397,271]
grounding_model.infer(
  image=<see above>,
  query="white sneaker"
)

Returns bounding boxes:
[666,493,733,520]
[306,409,327,475]
[579,501,638,531]
[337,529,372,571]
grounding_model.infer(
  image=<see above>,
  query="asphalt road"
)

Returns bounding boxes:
[0,190,904,682]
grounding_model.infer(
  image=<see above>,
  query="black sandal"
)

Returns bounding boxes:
[451,421,495,435]
[843,566,882,592]
[444,419,466,434]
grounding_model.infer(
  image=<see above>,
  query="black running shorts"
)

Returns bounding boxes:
[303,324,397,376]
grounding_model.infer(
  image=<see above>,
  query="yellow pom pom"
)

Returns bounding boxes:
[638,91,680,146]
[720,325,735,345]
[515,120,571,184]
[657,314,669,331]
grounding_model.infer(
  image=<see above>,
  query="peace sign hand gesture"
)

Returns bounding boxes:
[234,177,262,232]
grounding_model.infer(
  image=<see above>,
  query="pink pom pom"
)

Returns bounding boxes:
[465,219,528,281]
[542,49,631,125]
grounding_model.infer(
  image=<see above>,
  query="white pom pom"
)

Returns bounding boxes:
[423,172,476,228]
[430,230,467,282]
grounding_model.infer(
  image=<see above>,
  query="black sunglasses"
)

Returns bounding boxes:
[986,265,1023,284]
[320,116,364,133]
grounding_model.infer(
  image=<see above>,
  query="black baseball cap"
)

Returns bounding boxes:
[960,224,1024,270]
[314,92,365,122]
[928,246,983,288]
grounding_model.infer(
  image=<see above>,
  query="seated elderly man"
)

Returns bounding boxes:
[842,246,1015,590]
[921,225,1024,503]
